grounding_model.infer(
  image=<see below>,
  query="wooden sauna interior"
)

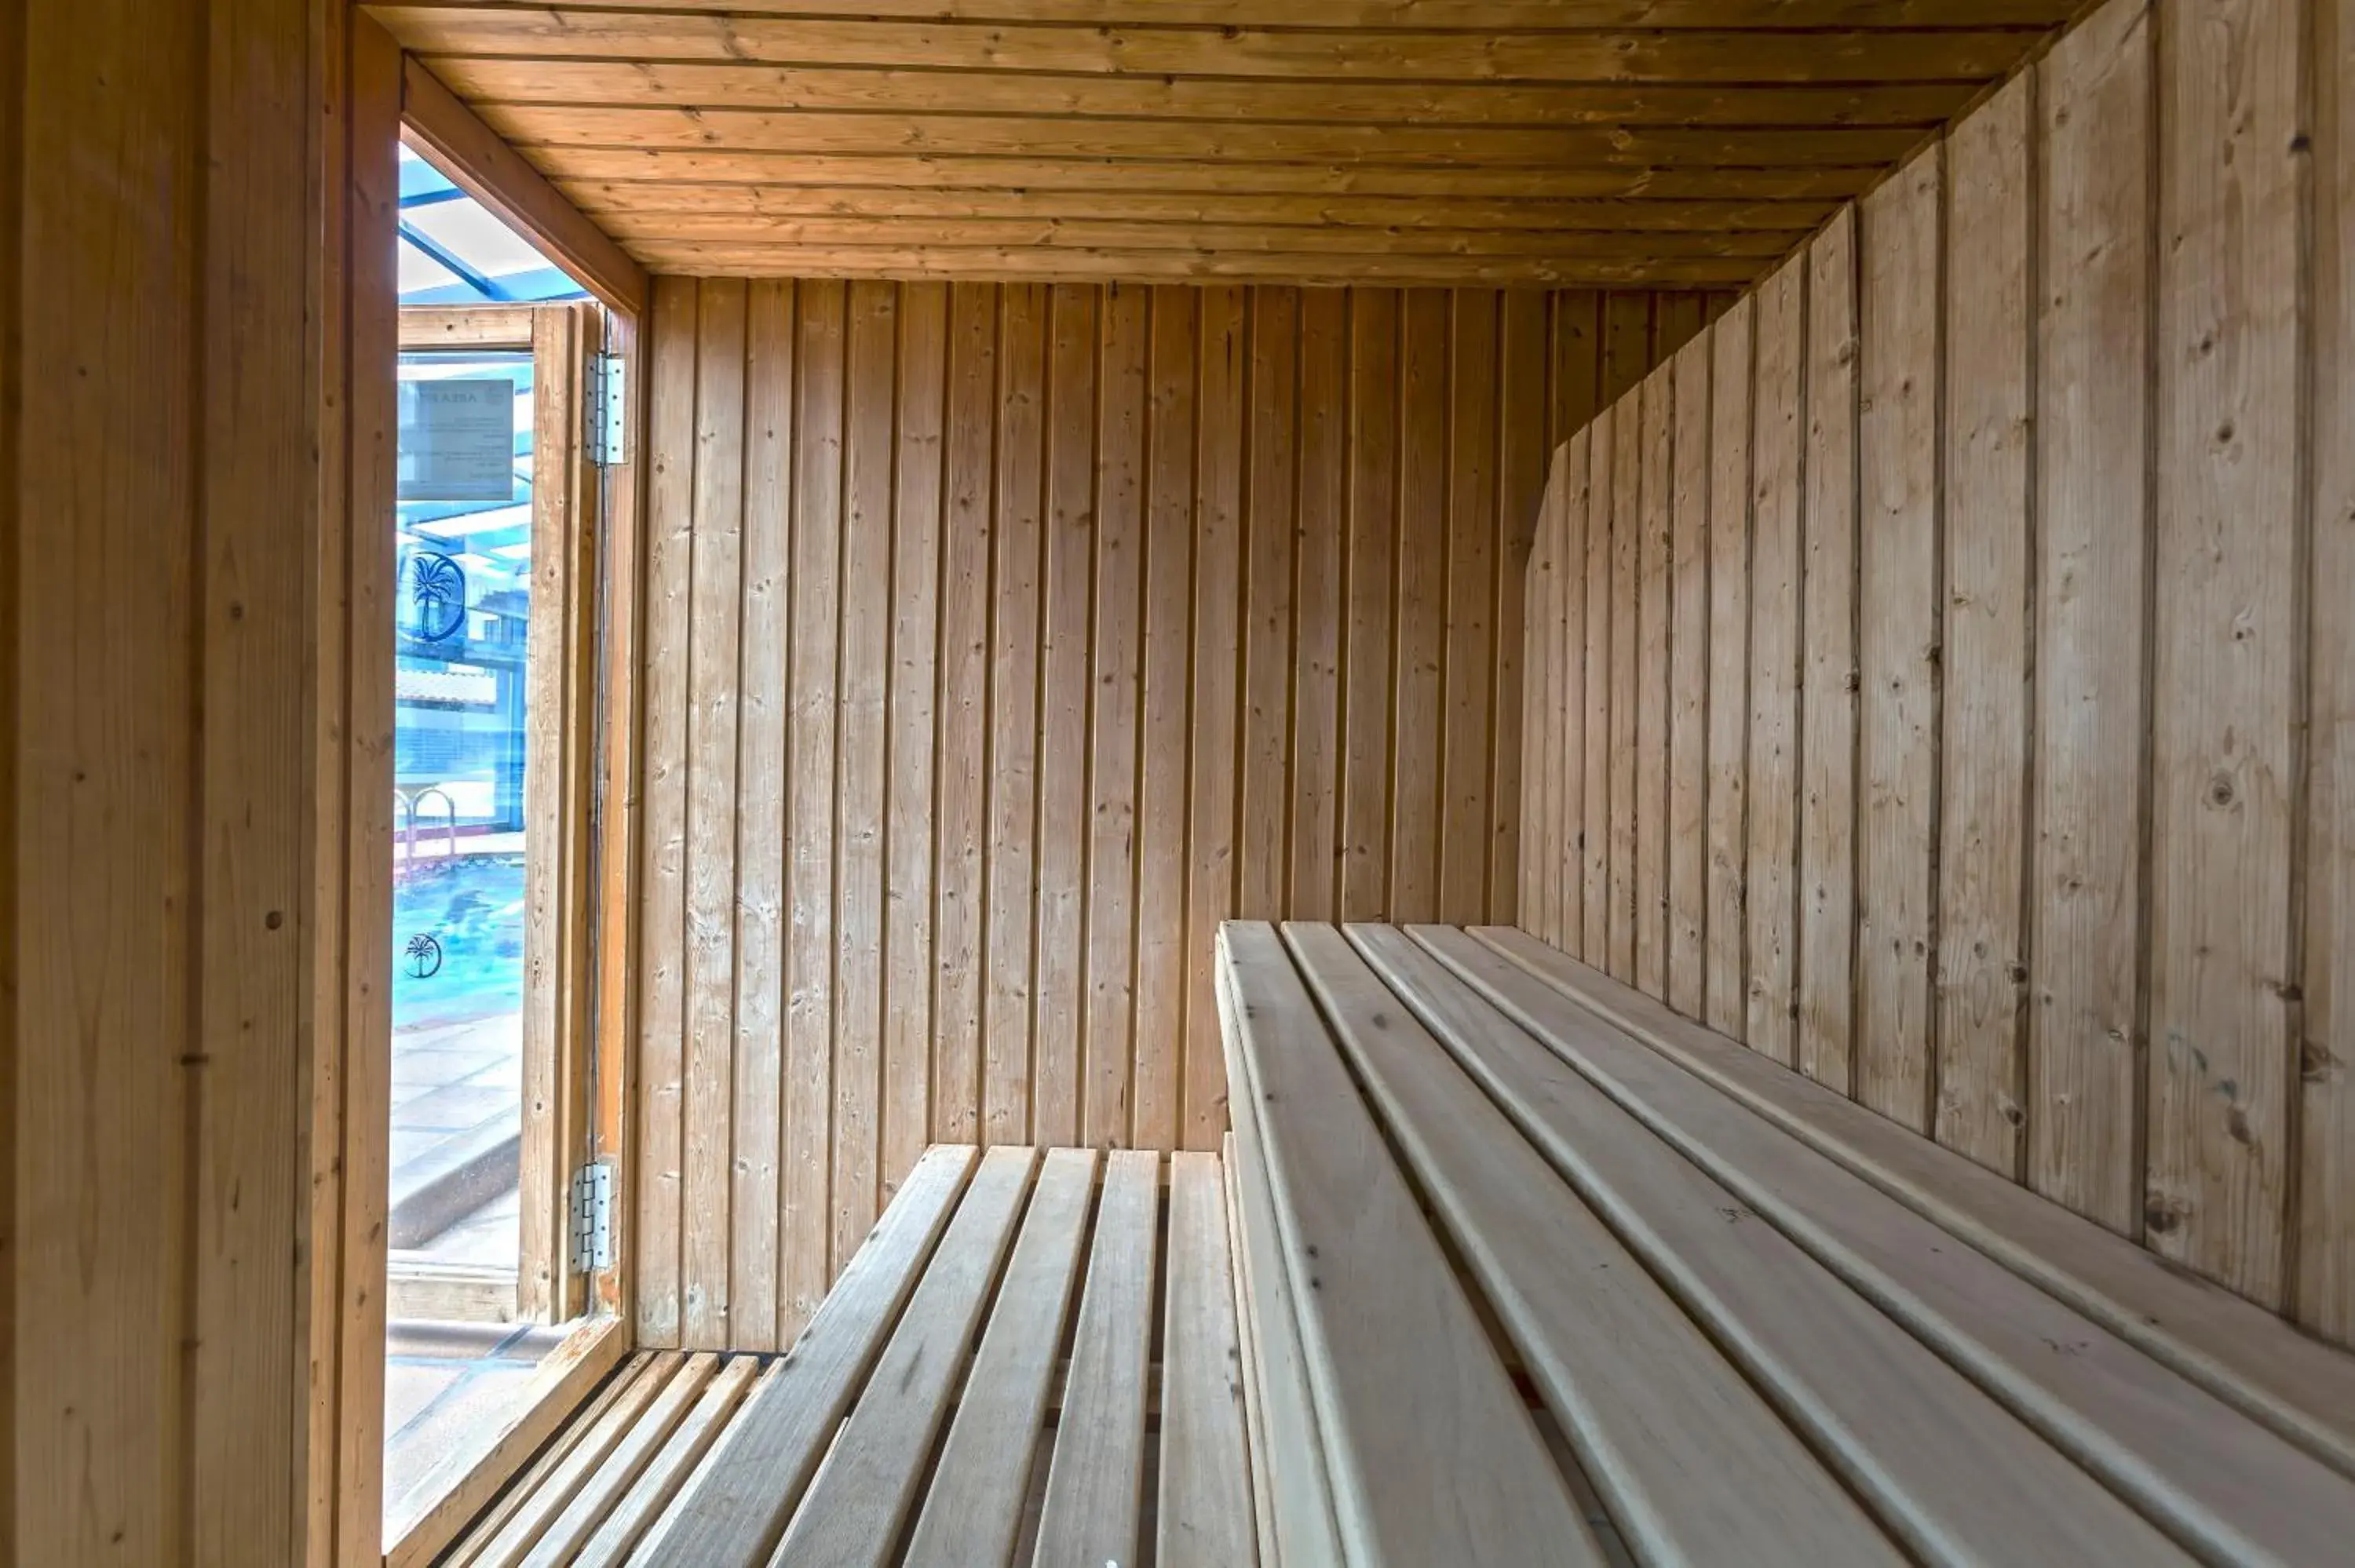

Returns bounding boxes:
[4,0,2354,1561]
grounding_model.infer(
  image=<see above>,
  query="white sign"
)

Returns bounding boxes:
[399,378,517,501]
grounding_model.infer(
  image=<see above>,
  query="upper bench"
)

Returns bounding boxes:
[1217,919,2355,1567]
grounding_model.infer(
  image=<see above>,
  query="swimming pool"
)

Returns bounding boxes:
[392,855,525,1032]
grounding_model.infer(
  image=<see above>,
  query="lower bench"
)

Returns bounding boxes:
[436,1146,1252,1567]
[1218,919,2355,1567]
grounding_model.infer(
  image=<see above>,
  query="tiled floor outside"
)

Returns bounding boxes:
[383,1319,571,1529]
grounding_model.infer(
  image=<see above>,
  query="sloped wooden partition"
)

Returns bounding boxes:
[1521,0,2353,1347]
[631,279,1720,1350]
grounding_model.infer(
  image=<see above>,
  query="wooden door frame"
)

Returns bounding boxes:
[354,53,652,1568]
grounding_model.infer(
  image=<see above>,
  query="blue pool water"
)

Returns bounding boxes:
[392,855,525,1030]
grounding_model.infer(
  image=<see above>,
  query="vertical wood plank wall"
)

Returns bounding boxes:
[1518,0,2355,1350]
[5,3,396,1564]
[635,279,1718,1350]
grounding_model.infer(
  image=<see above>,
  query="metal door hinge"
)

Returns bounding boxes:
[569,1158,615,1274]
[585,352,626,467]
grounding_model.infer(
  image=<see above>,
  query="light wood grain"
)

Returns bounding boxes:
[683,279,747,1350]
[1430,926,2355,1565]
[893,1149,1088,1566]
[2304,0,2355,1347]
[1855,147,1942,1135]
[1470,925,2355,1482]
[730,279,791,1353]
[1314,925,1896,1566]
[1798,209,1859,1095]
[1667,335,1714,1017]
[519,1355,721,1568]
[637,276,697,1349]
[1159,1152,1254,1568]
[2029,0,2151,1236]
[1241,289,1300,926]
[1393,290,1449,920]
[574,1356,765,1566]
[1415,929,2189,1566]
[776,1146,1035,1567]
[1218,922,1603,1564]
[1935,71,2034,1179]
[1444,291,1501,923]
[638,1144,977,1566]
[1034,1150,1163,1567]
[1746,256,1807,1064]
[2145,0,2303,1307]
[1704,297,1755,1038]
[1584,406,1616,960]
[1634,366,1674,995]
[1294,287,1348,921]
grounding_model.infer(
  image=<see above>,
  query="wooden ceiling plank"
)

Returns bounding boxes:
[528,149,1884,200]
[556,182,1842,231]
[617,244,1765,285]
[425,57,1975,129]
[586,212,1806,257]
[368,10,2051,85]
[369,1,2080,28]
[480,105,1933,166]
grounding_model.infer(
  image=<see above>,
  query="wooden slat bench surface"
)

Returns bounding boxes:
[1218,920,2355,1568]
[434,1145,1251,1567]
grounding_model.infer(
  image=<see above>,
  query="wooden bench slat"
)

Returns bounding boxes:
[1468,922,2355,1484]
[1218,974,1345,1568]
[1360,926,2184,1564]
[773,1145,1039,1567]
[573,1354,765,1566]
[444,1350,656,1566]
[1220,1132,1280,1566]
[1157,1150,1257,1568]
[900,1147,1099,1568]
[637,1143,980,1567]
[520,1352,721,1567]
[1291,924,1898,1567]
[1218,921,1605,1567]
[1418,924,2355,1566]
[1033,1149,1163,1568]
[467,1353,683,1567]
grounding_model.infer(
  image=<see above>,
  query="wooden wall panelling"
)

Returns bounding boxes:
[934,283,995,1147]
[987,283,1046,1147]
[10,3,402,1558]
[1521,454,1557,944]
[685,279,747,1349]
[1339,289,1398,924]
[635,283,1701,1333]
[1510,0,2354,1349]
[1745,257,1808,1066]
[1601,293,1659,407]
[1495,290,1551,928]
[732,279,792,1353]
[2028,0,2152,1237]
[1935,74,2035,1179]
[1134,286,1197,1148]
[1584,406,1616,963]
[2304,0,2355,1345]
[2147,0,2305,1307]
[1444,292,1501,924]
[1856,148,1944,1135]
[1667,336,1714,1019]
[1294,290,1348,922]
[1635,368,1674,997]
[886,282,947,1198]
[1185,286,1247,1148]
[1608,391,1643,979]
[1554,432,1591,957]
[788,279,848,1331]
[1704,300,1756,1040]
[1393,290,1448,921]
[637,279,696,1348]
[1086,283,1148,1148]
[1242,289,1299,925]
[1798,210,1860,1096]
[1035,283,1095,1150]
[837,279,898,1260]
